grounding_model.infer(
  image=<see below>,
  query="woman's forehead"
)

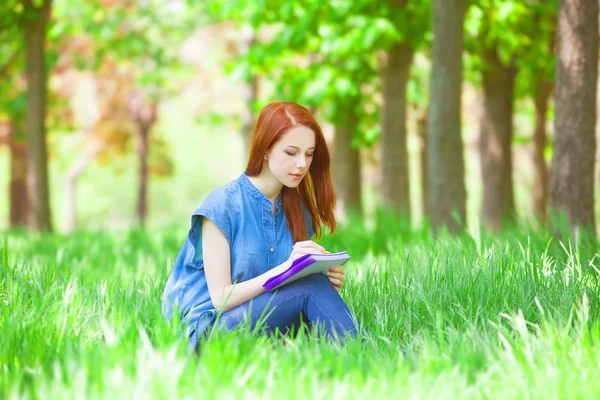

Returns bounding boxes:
[278,125,315,146]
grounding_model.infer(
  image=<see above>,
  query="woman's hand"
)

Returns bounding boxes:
[325,266,346,292]
[268,241,327,282]
[287,241,346,292]
[287,240,326,263]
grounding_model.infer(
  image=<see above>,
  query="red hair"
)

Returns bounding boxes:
[245,101,336,242]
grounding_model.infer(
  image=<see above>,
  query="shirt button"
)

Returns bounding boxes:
[265,220,270,225]
[270,248,275,252]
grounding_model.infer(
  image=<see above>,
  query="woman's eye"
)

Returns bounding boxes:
[285,151,296,156]
[306,153,314,158]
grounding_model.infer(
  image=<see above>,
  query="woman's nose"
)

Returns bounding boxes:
[297,155,307,168]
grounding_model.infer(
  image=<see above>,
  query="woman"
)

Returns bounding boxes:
[162,101,363,350]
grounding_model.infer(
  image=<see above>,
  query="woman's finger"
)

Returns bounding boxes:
[328,277,342,287]
[327,271,346,280]
[327,272,346,285]
[328,266,346,275]
[294,240,325,252]
[294,247,323,255]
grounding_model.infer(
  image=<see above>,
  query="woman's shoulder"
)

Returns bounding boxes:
[192,175,243,215]
[205,177,242,203]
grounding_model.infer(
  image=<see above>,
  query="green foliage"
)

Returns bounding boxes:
[35,0,205,177]
[0,0,65,153]
[51,0,197,91]
[465,0,558,97]
[209,0,431,145]
[0,1,25,117]
[4,92,26,117]
[466,0,532,63]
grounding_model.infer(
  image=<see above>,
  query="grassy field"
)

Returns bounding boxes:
[2,217,600,399]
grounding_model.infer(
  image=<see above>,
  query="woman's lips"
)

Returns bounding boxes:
[290,173,303,180]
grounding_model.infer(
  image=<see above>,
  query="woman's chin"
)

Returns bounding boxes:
[283,181,302,189]
[282,177,302,188]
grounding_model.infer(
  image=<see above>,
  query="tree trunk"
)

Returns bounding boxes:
[532,80,552,224]
[240,27,258,158]
[427,0,468,235]
[65,139,104,233]
[417,111,429,220]
[24,0,53,232]
[380,41,414,217]
[9,119,29,228]
[549,0,598,233]
[138,125,149,225]
[596,56,600,232]
[241,75,258,151]
[479,48,517,231]
[333,115,362,215]
[132,98,158,226]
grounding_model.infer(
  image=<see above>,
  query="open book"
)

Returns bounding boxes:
[263,251,351,291]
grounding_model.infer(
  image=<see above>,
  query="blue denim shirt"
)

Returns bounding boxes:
[162,172,315,347]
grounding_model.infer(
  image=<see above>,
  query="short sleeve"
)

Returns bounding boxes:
[189,187,233,262]
[302,203,315,239]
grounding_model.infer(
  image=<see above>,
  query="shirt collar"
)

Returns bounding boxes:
[238,172,283,212]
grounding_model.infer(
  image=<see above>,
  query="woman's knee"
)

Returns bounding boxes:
[218,306,248,330]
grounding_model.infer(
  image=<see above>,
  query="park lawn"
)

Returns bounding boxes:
[1,220,600,399]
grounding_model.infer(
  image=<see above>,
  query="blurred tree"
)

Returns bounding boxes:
[549,0,598,233]
[0,0,52,231]
[0,2,30,228]
[2,0,191,231]
[405,55,431,220]
[379,0,430,218]
[1,1,77,229]
[128,88,159,226]
[63,60,137,232]
[416,109,428,219]
[190,5,258,160]
[333,98,362,215]
[238,25,259,154]
[467,1,518,231]
[7,105,29,228]
[0,106,29,229]
[521,2,557,224]
[17,0,53,232]
[465,0,557,230]
[597,72,600,220]
[427,0,469,235]
[1,0,55,231]
[51,0,192,228]
[531,78,553,223]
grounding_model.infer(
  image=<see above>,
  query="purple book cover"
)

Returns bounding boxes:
[263,251,350,291]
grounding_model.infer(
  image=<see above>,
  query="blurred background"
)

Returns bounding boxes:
[0,0,598,235]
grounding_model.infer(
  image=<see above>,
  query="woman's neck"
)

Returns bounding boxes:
[247,170,283,204]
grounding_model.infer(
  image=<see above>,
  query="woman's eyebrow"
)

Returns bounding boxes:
[285,145,316,150]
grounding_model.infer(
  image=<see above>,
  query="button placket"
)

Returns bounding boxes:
[262,208,277,269]
[269,214,276,260]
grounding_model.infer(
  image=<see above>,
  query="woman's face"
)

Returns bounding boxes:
[266,125,316,188]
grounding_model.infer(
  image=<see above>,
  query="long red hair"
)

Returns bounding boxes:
[245,101,336,242]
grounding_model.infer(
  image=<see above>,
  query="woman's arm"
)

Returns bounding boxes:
[202,217,325,312]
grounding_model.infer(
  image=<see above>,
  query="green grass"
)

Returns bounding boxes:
[2,219,600,399]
